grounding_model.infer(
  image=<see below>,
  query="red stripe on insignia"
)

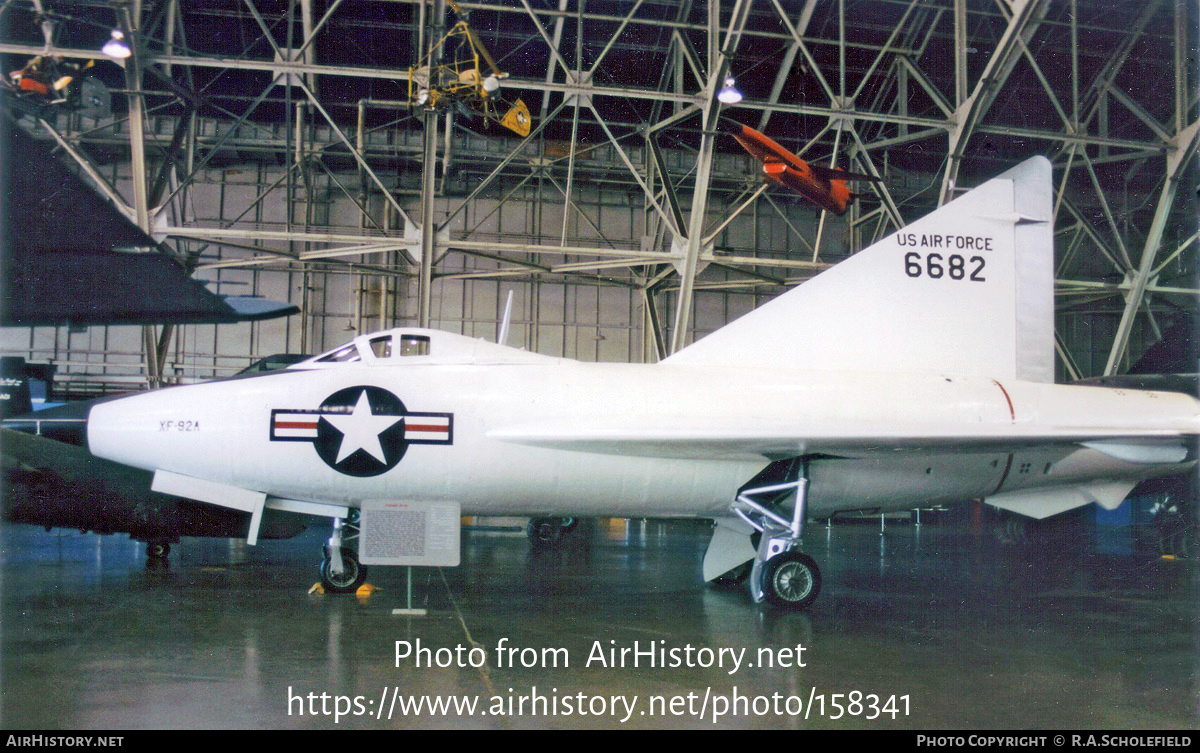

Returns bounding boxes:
[405,423,447,433]
[276,420,319,429]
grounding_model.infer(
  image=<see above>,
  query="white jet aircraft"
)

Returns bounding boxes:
[86,157,1200,608]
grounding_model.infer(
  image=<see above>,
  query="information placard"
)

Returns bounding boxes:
[359,500,461,566]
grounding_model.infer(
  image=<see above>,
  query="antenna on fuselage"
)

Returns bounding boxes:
[497,290,514,346]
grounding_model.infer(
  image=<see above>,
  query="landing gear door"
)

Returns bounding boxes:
[359,500,461,567]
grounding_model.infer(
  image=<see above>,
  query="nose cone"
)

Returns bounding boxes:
[86,382,239,481]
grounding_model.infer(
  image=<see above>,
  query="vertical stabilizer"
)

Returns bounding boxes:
[665,156,1055,381]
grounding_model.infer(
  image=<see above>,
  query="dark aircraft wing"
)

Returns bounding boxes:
[1,121,299,326]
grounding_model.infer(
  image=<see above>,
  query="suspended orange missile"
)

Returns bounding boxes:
[720,120,880,216]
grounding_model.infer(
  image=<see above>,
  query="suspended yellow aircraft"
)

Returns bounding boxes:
[408,4,530,137]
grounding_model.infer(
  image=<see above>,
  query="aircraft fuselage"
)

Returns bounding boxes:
[86,359,1196,519]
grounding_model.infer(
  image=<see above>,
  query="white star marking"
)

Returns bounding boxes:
[322,390,403,464]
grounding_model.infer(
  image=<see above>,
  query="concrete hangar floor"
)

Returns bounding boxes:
[1,515,1196,730]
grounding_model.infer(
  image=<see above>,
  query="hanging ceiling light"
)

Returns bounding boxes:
[101,29,131,60]
[717,76,743,105]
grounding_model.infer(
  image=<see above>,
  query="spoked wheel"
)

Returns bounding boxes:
[527,517,565,549]
[320,547,367,593]
[762,552,821,609]
[993,514,1027,546]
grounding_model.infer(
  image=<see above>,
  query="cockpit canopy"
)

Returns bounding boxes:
[291,328,558,368]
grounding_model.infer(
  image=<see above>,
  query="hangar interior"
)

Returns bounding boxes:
[0,0,1196,383]
[1,0,1199,730]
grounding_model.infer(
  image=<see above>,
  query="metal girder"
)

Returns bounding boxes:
[294,78,416,233]
[36,119,132,214]
[1077,0,1163,131]
[1105,85,1174,144]
[1059,280,1200,298]
[755,0,818,133]
[586,98,679,237]
[646,135,687,236]
[1056,198,1128,278]
[0,33,1174,158]
[116,3,171,390]
[850,0,921,105]
[417,107,438,327]
[1103,118,1200,375]
[846,125,904,230]
[767,0,837,105]
[669,0,753,355]
[940,0,1051,205]
[538,0,569,122]
[4,0,1194,387]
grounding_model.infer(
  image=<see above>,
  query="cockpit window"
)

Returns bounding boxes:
[369,336,392,358]
[316,343,361,363]
[400,334,430,356]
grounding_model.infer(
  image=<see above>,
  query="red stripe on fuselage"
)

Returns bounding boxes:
[992,380,1016,423]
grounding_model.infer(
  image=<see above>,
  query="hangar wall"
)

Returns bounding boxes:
[0,0,1192,392]
[0,137,1169,392]
[0,134,839,388]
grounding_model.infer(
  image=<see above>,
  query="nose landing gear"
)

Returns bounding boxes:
[320,511,368,593]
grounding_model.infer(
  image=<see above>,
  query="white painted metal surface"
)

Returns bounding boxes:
[87,159,1200,534]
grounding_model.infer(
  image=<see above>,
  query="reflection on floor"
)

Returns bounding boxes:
[2,517,1197,729]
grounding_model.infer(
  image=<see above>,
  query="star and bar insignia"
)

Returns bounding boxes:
[270,386,453,477]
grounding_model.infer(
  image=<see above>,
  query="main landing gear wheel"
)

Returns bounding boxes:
[528,517,567,548]
[320,547,367,593]
[993,514,1027,546]
[762,552,821,609]
[730,458,829,609]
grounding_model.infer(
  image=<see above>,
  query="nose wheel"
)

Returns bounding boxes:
[321,546,367,593]
[320,512,367,593]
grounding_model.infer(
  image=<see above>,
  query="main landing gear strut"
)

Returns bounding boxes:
[731,458,821,609]
[321,510,368,593]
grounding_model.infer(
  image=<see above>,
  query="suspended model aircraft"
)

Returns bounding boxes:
[82,158,1199,608]
[407,0,530,137]
[721,120,880,215]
